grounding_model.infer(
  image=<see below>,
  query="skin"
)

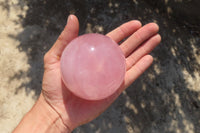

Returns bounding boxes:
[13,15,161,133]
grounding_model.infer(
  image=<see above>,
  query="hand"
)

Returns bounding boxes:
[42,15,161,131]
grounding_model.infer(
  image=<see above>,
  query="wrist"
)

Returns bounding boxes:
[13,94,71,133]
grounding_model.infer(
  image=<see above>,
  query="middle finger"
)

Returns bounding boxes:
[120,23,159,57]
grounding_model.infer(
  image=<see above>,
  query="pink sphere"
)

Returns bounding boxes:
[60,33,126,100]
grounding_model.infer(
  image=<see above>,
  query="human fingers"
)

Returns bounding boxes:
[124,55,153,89]
[106,20,141,43]
[44,15,79,64]
[120,23,159,57]
[126,34,161,70]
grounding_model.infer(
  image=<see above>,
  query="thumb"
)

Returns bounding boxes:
[46,15,79,61]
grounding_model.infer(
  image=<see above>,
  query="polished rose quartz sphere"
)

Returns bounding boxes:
[60,33,126,100]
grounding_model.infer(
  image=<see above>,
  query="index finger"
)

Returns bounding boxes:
[106,20,142,43]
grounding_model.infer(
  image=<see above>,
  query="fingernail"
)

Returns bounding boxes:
[67,15,71,24]
[67,15,73,24]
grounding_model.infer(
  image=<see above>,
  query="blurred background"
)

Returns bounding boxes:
[0,0,199,133]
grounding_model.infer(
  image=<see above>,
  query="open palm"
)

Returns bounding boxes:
[42,15,161,131]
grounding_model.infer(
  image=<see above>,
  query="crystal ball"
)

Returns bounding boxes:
[60,33,126,100]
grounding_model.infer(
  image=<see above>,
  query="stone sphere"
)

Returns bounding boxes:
[60,33,126,100]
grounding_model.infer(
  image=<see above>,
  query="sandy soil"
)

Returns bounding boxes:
[0,0,200,133]
[0,1,34,132]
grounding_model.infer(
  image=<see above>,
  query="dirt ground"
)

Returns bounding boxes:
[0,0,200,133]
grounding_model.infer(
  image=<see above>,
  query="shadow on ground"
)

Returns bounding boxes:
[3,0,200,132]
